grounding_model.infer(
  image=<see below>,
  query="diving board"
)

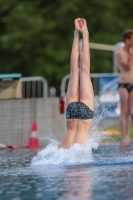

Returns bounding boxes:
[0,73,22,80]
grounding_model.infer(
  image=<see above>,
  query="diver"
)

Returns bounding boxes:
[59,18,94,149]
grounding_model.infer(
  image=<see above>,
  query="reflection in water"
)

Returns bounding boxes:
[115,164,133,199]
[119,142,133,156]
[62,167,92,200]
[0,145,133,200]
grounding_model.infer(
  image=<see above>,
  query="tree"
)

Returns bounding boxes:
[0,0,133,95]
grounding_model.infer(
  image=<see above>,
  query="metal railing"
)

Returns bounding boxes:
[80,40,125,73]
[20,76,48,98]
[60,73,120,97]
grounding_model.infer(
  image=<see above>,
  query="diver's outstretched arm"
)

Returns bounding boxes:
[66,19,81,106]
[79,18,94,110]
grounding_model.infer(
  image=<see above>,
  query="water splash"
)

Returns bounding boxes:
[31,129,106,166]
[32,108,118,166]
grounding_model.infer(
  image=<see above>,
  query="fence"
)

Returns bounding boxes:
[20,76,48,98]
[60,73,120,115]
[0,98,66,147]
[60,73,120,97]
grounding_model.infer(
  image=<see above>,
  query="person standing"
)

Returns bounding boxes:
[116,30,133,146]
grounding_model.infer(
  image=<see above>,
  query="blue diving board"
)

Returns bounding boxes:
[0,74,22,80]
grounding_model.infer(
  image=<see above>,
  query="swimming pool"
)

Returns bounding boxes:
[0,142,133,200]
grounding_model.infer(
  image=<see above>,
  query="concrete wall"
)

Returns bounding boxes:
[0,98,66,147]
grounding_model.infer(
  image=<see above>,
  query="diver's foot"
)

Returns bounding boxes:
[79,18,88,34]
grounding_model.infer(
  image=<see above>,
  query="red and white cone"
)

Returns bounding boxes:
[26,122,42,148]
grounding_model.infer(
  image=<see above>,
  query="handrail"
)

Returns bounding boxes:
[80,40,125,73]
[20,76,48,98]
[60,73,120,97]
[113,42,124,73]
[60,74,70,97]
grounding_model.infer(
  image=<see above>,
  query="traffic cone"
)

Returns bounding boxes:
[26,122,42,148]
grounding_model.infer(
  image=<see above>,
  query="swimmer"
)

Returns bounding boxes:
[116,29,133,146]
[59,18,94,149]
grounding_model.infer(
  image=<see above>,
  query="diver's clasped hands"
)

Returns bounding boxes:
[74,18,88,34]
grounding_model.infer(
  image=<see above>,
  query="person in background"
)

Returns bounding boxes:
[116,29,133,146]
[59,18,94,149]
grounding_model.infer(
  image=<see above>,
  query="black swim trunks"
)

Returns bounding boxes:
[66,102,94,120]
[118,83,133,93]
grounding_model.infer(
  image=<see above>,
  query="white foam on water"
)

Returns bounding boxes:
[31,109,117,166]
[31,130,105,165]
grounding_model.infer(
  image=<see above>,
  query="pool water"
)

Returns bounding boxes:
[0,141,133,200]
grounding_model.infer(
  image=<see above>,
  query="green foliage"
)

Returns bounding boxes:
[0,0,133,95]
